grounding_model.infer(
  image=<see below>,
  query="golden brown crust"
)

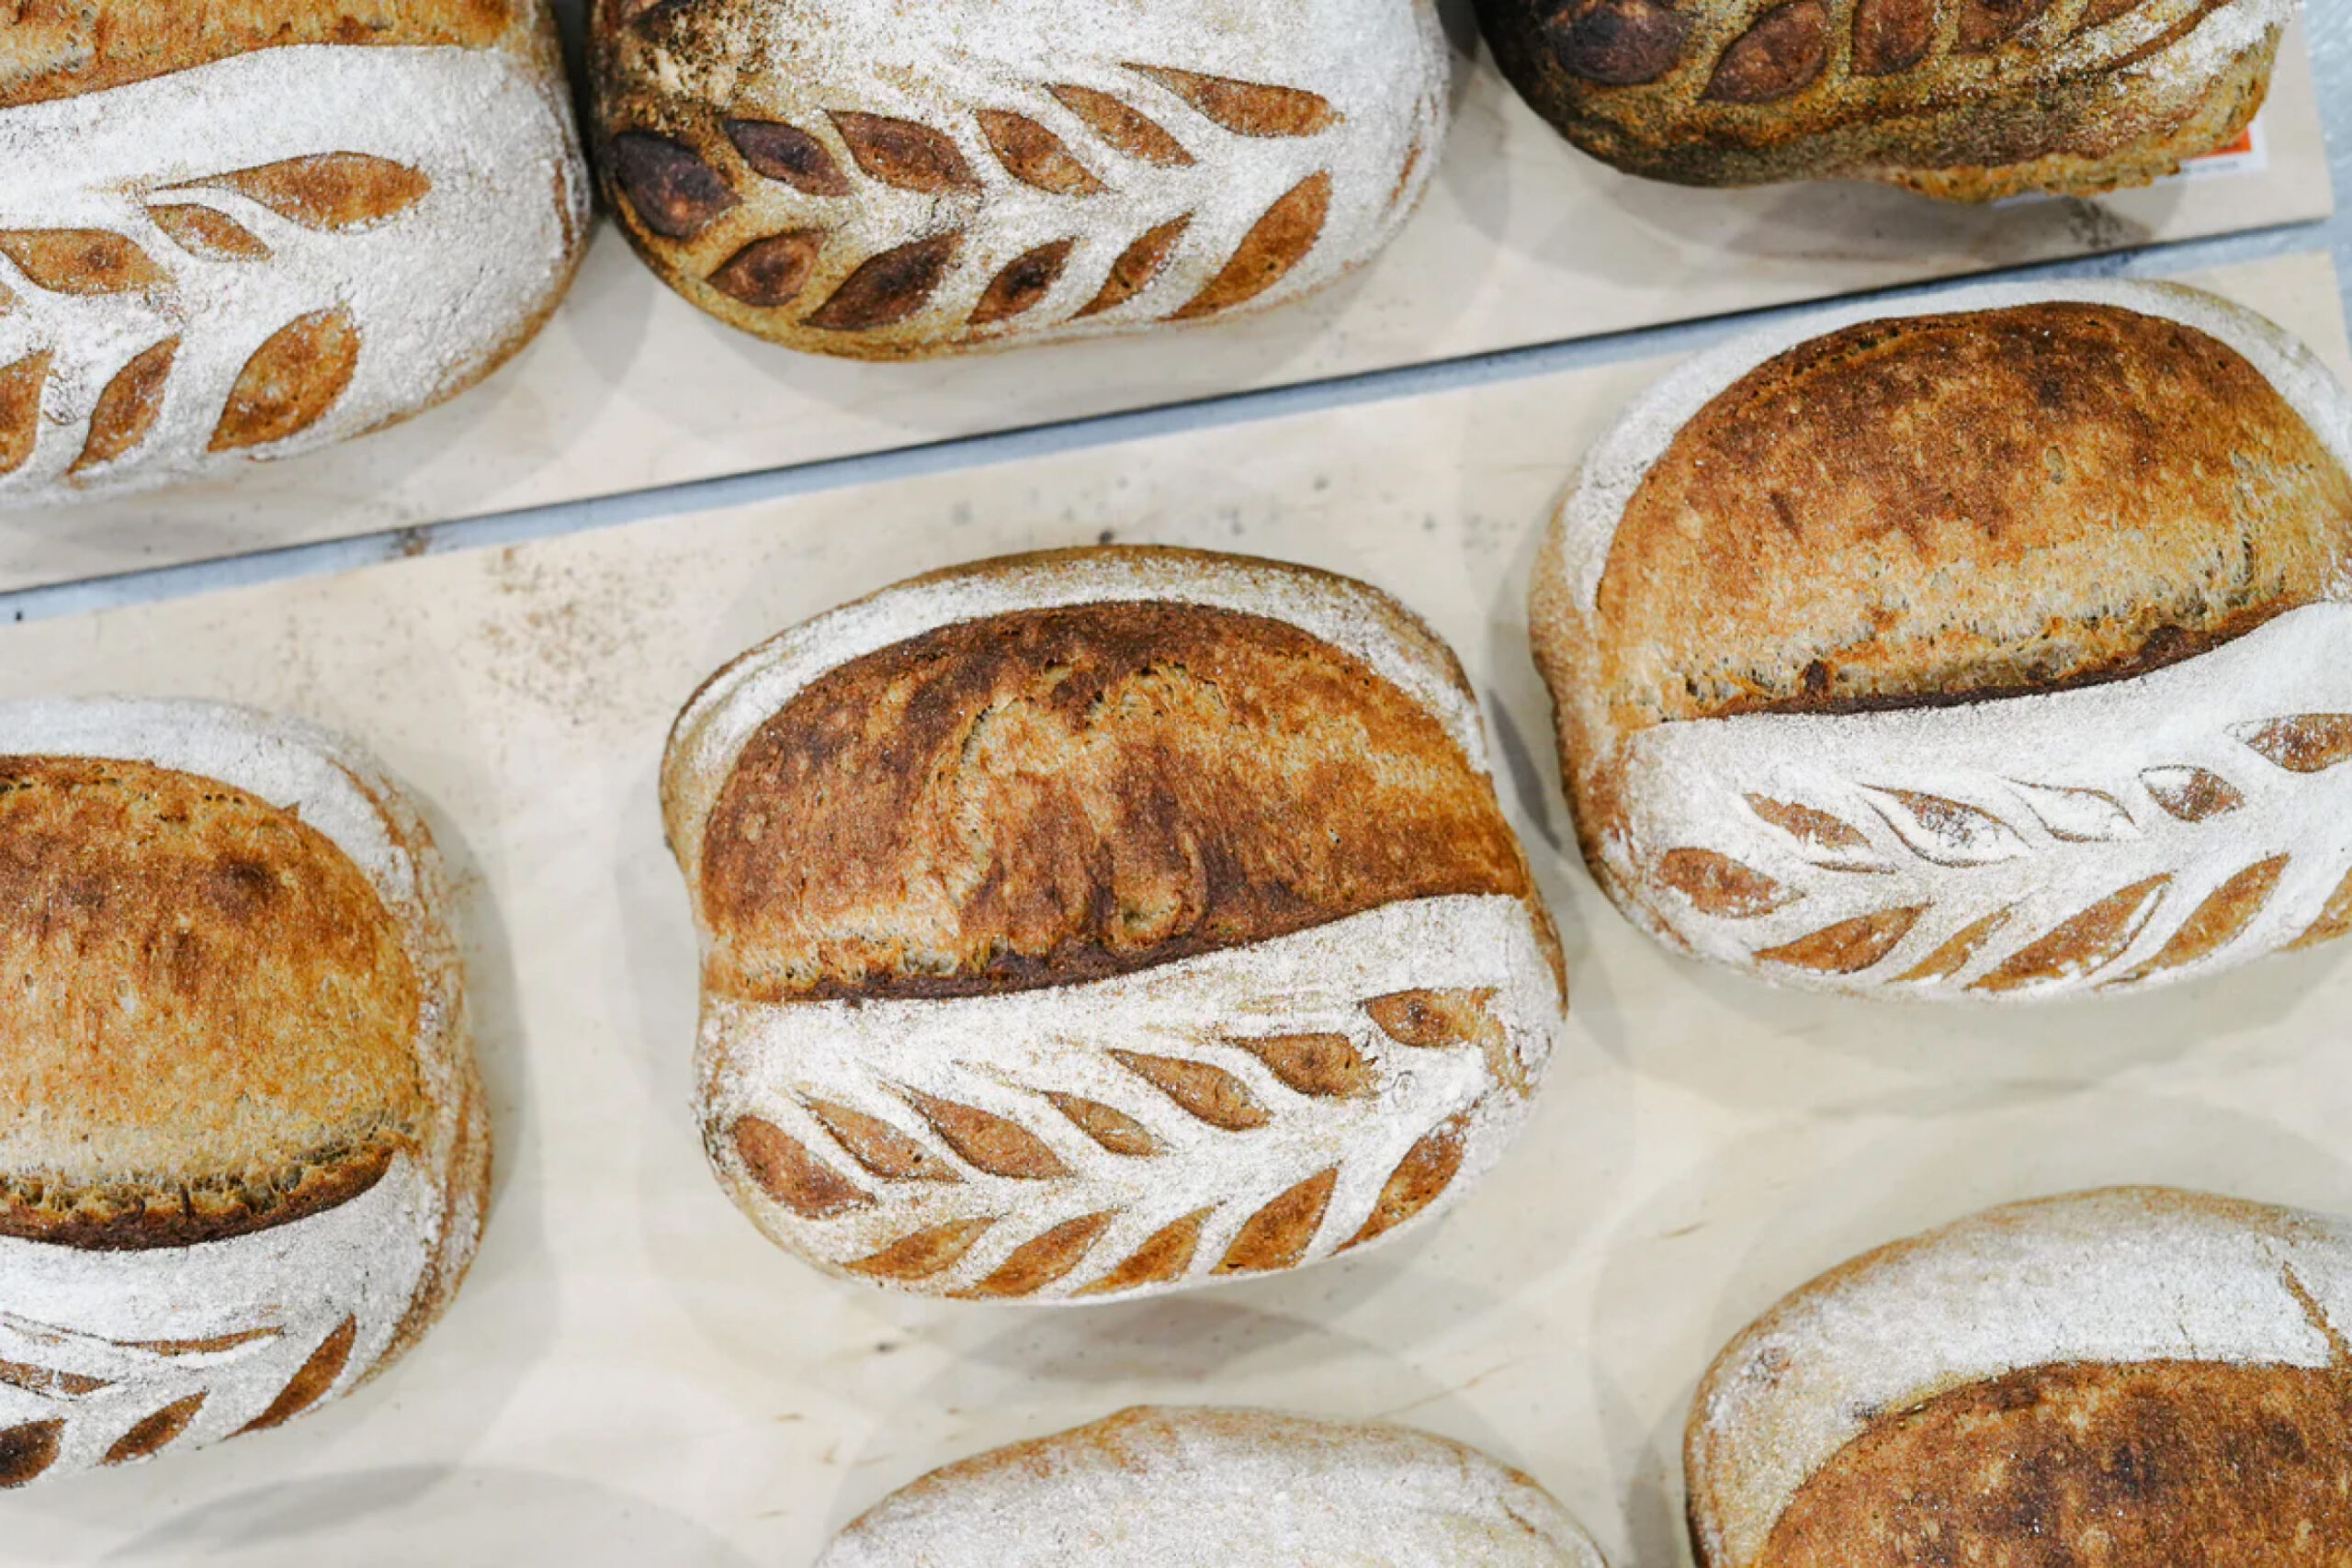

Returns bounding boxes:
[1476,0,2281,198]
[0,756,426,1248]
[1752,1359,2352,1566]
[698,601,1535,1002]
[0,1,531,108]
[1589,303,2352,732]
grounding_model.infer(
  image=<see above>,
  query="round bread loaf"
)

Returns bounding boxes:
[1476,0,2288,200]
[818,1405,1610,1566]
[1688,1186,2352,1567]
[0,697,486,1488]
[588,0,1447,359]
[662,547,1565,1303]
[1529,280,2352,1002]
[0,1,588,507]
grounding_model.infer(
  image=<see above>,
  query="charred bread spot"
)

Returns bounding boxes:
[1851,0,1934,76]
[1543,0,1689,86]
[1704,1,1829,104]
[725,118,852,196]
[709,231,825,310]
[608,131,740,239]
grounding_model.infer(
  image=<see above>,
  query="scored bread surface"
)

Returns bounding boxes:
[1477,0,2289,200]
[664,547,1566,1303]
[1530,279,2352,1002]
[591,0,1447,358]
[1687,1187,2352,1567]
[0,0,588,507]
[818,1405,1610,1566]
[0,697,486,1488]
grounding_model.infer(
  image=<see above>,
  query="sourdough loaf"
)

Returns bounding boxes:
[0,697,486,1487]
[662,547,1565,1302]
[1529,280,2352,1001]
[1477,0,2290,200]
[590,0,1447,358]
[0,1,588,507]
[818,1405,1610,1566]
[1689,1187,2352,1567]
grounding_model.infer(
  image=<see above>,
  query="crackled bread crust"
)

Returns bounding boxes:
[1528,281,2352,1001]
[0,1,538,107]
[670,547,1559,994]
[697,600,1539,1003]
[1686,1188,2352,1567]
[1477,0,2288,201]
[819,1405,1611,1565]
[1584,301,2352,735]
[0,755,427,1248]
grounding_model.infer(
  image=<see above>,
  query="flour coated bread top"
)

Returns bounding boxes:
[0,696,486,1487]
[591,0,1447,357]
[1530,280,2352,1001]
[664,547,1566,1303]
[818,1405,1611,1567]
[1477,0,2290,200]
[0,0,588,507]
[1687,1187,2352,1568]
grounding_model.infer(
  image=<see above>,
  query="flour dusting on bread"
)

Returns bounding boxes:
[819,1405,1610,1566]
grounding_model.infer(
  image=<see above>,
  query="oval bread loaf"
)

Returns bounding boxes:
[589,0,1447,359]
[1476,0,2289,200]
[662,547,1566,1303]
[1529,280,2352,1002]
[1689,1187,2352,1567]
[0,1,589,507]
[0,697,486,1488]
[818,1405,1610,1566]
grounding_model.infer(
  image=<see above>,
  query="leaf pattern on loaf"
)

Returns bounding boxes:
[613,63,1351,342]
[0,39,584,507]
[0,1309,356,1482]
[707,907,1555,1303]
[1554,0,2228,97]
[1629,683,2352,997]
[0,151,435,485]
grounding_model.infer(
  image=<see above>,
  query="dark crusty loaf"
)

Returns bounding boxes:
[664,547,1566,1302]
[0,698,485,1489]
[0,0,586,508]
[589,0,1447,358]
[1476,0,2290,200]
[1688,1187,2352,1567]
[819,1405,1610,1566]
[1529,280,2352,1000]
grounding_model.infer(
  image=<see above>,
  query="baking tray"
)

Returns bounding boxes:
[0,11,2330,595]
[0,249,2346,1566]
